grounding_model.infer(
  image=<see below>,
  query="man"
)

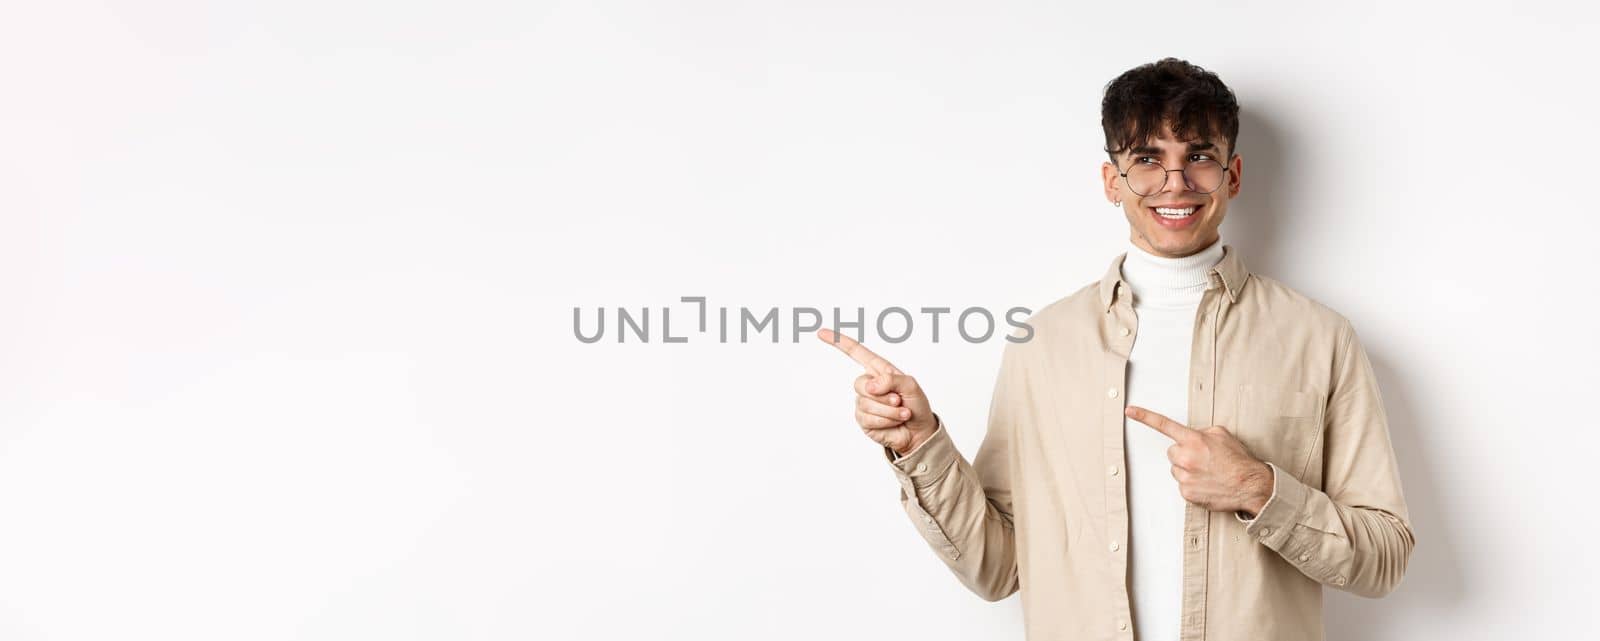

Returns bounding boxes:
[817,58,1414,641]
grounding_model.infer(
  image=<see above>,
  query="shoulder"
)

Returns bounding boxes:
[1241,272,1356,341]
[997,279,1103,359]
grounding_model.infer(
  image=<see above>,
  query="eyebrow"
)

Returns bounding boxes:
[1128,141,1217,156]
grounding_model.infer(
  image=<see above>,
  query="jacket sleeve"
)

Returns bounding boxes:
[881,341,1024,602]
[1235,318,1417,598]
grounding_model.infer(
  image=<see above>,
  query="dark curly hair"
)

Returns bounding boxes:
[1101,57,1239,163]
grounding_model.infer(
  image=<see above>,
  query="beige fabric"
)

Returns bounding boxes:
[882,244,1415,641]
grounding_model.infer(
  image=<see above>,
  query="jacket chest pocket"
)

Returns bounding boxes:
[1233,384,1323,481]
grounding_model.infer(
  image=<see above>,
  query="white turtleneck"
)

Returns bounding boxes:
[1119,236,1225,641]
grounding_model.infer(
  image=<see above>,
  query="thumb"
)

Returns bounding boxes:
[867,370,897,396]
[880,372,926,405]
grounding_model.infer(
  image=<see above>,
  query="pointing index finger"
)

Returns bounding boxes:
[816,328,901,376]
[1124,405,1191,441]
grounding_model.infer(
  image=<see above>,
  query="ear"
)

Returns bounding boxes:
[1226,153,1242,199]
[1102,160,1122,204]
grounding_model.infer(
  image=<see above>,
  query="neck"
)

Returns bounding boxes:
[1119,238,1225,308]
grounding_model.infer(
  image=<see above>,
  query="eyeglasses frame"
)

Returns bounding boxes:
[1113,152,1237,197]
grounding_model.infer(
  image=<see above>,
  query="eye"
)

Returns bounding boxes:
[1190,153,1215,162]
[1135,156,1160,165]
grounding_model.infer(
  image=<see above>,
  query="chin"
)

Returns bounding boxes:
[1143,229,1215,254]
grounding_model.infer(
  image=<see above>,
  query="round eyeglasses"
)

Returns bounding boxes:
[1115,155,1232,197]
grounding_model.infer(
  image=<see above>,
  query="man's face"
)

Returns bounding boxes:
[1100,124,1241,258]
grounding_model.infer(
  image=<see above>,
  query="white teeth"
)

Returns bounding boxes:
[1154,206,1196,217]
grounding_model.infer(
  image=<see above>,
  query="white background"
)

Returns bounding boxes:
[2,1,1596,639]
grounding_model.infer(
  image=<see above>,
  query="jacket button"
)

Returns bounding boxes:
[1299,553,1310,562]
[1119,326,1130,336]
[1107,387,1119,398]
[1119,622,1128,631]
[1108,465,1119,476]
[1109,542,1119,552]
[914,463,929,474]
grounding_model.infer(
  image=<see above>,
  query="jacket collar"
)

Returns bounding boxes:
[1099,242,1250,312]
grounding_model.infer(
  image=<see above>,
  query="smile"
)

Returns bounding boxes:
[1147,203,1204,228]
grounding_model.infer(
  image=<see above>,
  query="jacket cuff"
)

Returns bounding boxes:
[1235,461,1282,524]
[883,414,956,489]
[1237,462,1310,551]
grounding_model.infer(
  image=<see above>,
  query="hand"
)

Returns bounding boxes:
[816,328,939,456]
[1123,405,1274,515]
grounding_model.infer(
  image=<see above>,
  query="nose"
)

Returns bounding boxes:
[1161,167,1194,194]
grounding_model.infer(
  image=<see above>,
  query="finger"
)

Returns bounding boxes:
[872,372,923,400]
[857,410,906,430]
[1167,443,1192,469]
[854,374,899,405]
[817,328,900,377]
[1124,405,1190,441]
[858,394,912,422]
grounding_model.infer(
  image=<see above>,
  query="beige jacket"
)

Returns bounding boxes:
[883,244,1415,641]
